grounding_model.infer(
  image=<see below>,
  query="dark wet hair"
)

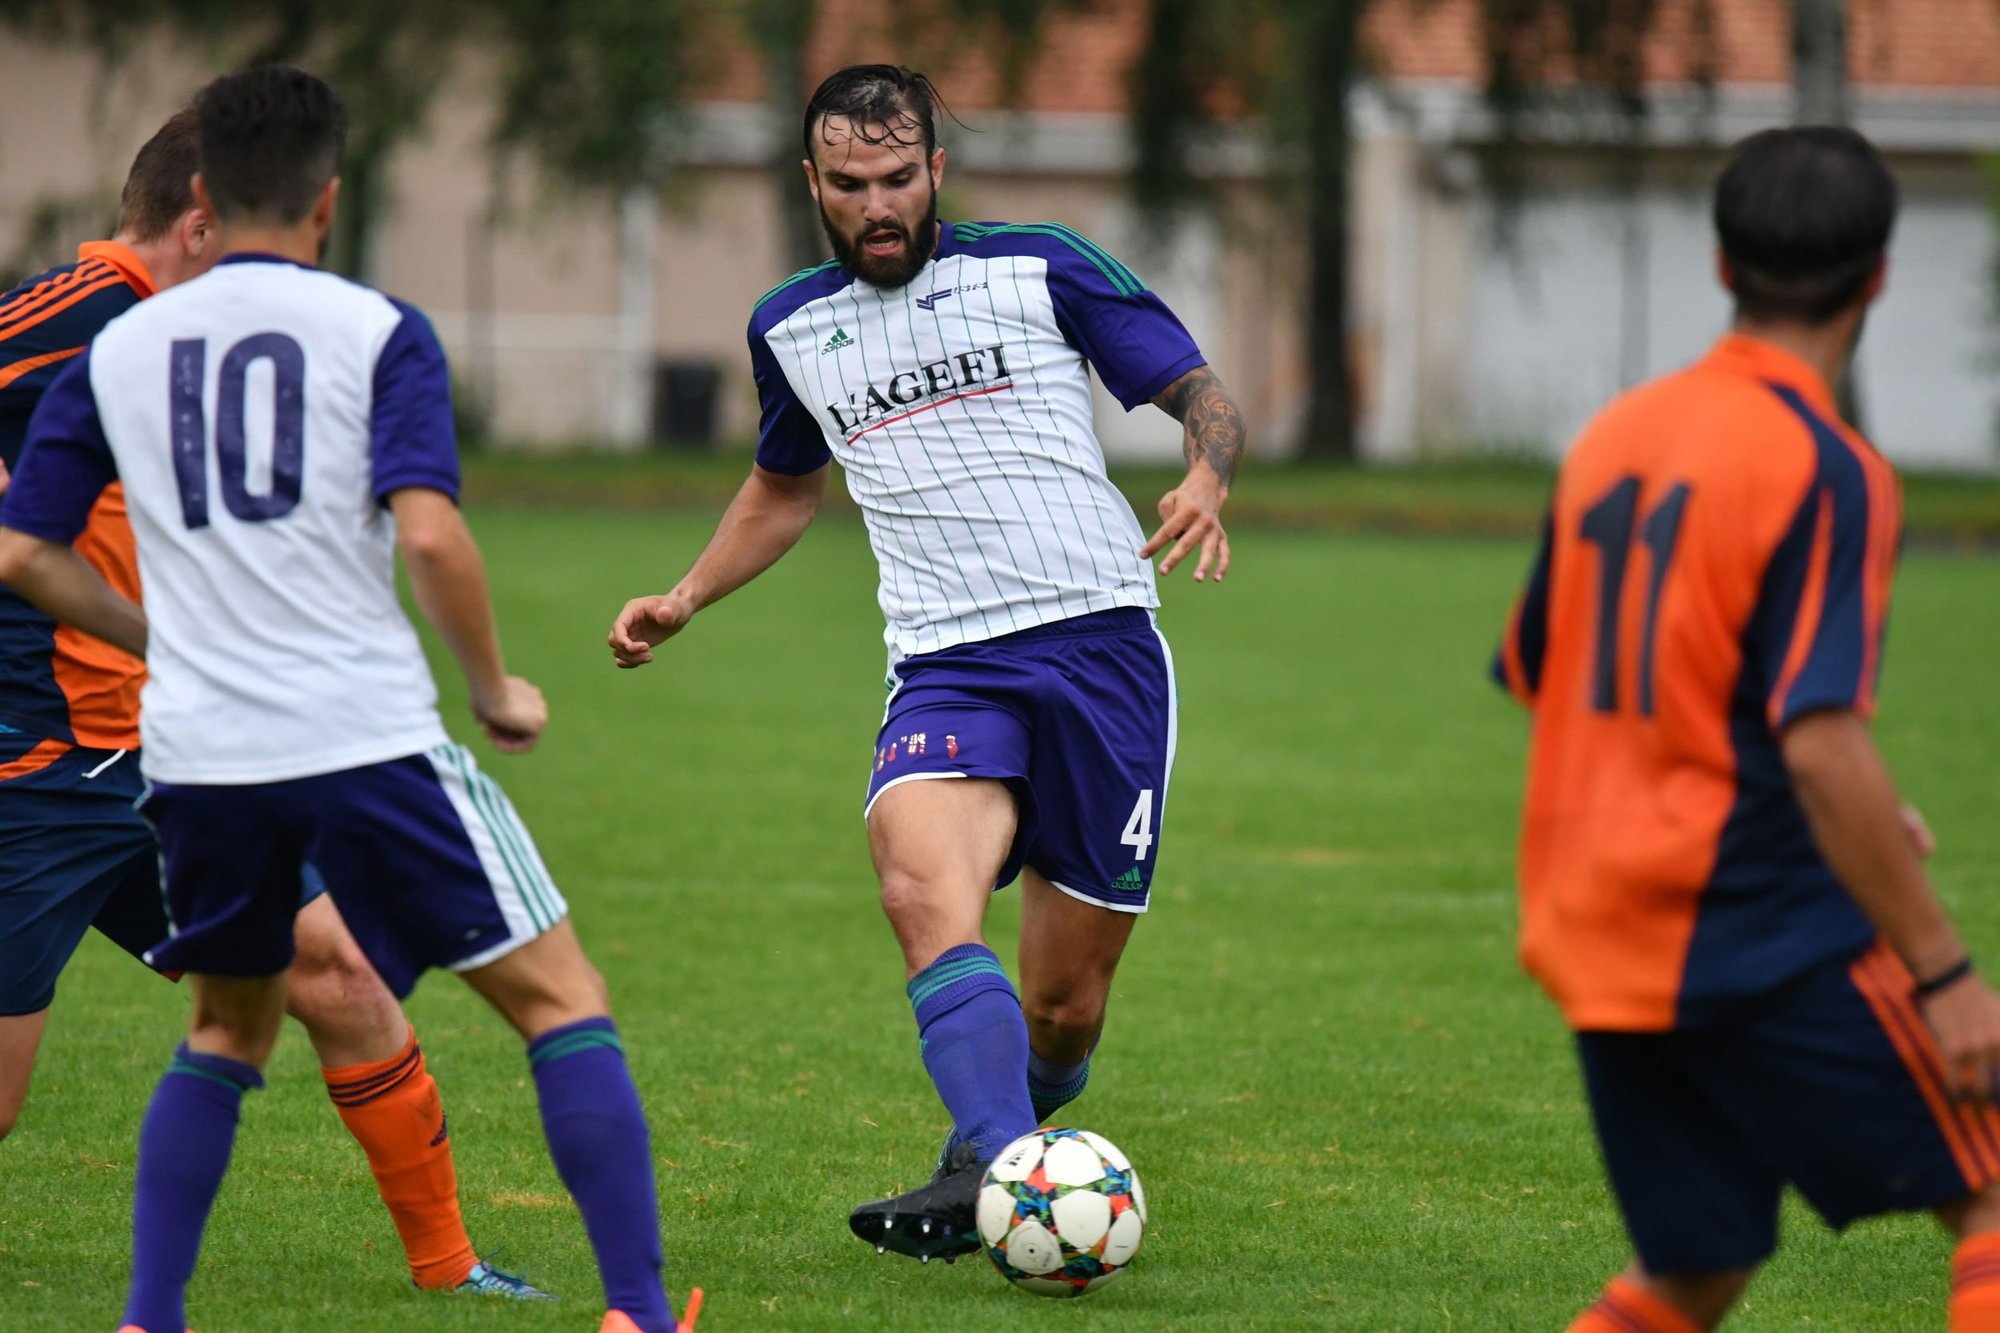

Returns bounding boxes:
[116,107,200,242]
[194,64,348,225]
[802,64,948,163]
[1714,126,1897,323]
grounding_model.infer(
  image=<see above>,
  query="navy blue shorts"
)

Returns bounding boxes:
[1578,943,2000,1275]
[864,608,1176,913]
[0,733,166,1015]
[140,742,568,999]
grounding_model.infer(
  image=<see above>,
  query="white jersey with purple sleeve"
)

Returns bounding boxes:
[1,254,457,783]
[748,221,1205,658]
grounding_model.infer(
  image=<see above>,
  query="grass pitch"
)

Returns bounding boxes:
[3,501,1998,1330]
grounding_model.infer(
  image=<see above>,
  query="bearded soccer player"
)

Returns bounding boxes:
[1495,127,2000,1332]
[609,63,1245,1260]
[0,69,697,1333]
[0,108,543,1300]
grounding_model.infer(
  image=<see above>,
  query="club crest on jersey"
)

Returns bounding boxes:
[825,343,1013,437]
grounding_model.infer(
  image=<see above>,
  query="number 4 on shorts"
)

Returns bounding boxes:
[1121,789,1156,861]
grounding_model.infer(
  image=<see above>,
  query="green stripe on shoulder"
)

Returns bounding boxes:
[753,260,842,312]
[953,222,1143,296]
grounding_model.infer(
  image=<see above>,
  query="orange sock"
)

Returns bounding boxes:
[1954,1235,2000,1331]
[1568,1275,1704,1333]
[324,1027,478,1290]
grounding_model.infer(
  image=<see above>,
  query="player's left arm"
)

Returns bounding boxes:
[1144,366,1245,583]
[0,351,143,657]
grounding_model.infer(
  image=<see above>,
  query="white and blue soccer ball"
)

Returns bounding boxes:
[977,1127,1147,1298]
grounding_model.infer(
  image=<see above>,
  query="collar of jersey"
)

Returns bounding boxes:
[217,251,316,270]
[1700,333,1837,418]
[77,240,157,298]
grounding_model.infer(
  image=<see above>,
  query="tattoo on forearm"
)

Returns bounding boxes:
[1152,367,1246,488]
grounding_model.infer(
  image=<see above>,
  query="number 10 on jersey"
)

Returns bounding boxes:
[170,334,308,529]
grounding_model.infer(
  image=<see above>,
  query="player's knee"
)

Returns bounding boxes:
[1021,990,1106,1043]
[286,931,391,1019]
[876,865,935,926]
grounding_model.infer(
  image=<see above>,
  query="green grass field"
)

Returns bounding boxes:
[5,499,1999,1330]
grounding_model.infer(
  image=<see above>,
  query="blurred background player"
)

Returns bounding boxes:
[1494,126,2000,1332]
[0,67,696,1333]
[0,106,542,1300]
[608,63,1245,1260]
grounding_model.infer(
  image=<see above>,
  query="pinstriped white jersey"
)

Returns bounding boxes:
[751,221,1205,658]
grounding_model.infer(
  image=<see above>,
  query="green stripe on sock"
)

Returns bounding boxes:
[530,1029,624,1067]
[169,1058,251,1095]
[906,958,1004,1001]
[908,958,1009,1008]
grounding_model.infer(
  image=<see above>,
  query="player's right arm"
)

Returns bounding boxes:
[607,312,832,669]
[1783,712,2000,1099]
[608,462,827,668]
[1757,449,2000,1098]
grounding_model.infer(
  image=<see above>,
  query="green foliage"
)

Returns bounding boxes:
[488,0,705,192]
[6,507,1996,1328]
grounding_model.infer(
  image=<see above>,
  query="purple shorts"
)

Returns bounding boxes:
[138,742,567,998]
[864,608,1177,913]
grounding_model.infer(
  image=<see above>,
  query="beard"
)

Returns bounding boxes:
[822,188,940,289]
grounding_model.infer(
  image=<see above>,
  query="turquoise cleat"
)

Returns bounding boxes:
[444,1260,556,1301]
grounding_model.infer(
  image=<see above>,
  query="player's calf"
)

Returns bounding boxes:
[461,923,674,1329]
[0,1011,49,1142]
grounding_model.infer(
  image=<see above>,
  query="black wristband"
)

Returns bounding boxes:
[1915,957,1975,999]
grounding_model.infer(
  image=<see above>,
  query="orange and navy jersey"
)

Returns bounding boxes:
[0,242,154,749]
[1493,334,1901,1032]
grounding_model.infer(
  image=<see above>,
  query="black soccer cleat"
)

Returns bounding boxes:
[849,1141,986,1263]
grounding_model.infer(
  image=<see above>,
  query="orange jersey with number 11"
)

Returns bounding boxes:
[1495,333,1901,1033]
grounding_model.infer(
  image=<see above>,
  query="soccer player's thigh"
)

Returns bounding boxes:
[1575,1030,1785,1277]
[864,683,1031,973]
[303,744,590,1039]
[1724,945,2000,1229]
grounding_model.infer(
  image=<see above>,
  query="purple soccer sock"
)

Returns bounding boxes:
[528,1018,673,1333]
[908,944,1037,1162]
[122,1044,263,1333]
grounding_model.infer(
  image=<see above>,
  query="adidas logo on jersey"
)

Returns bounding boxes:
[1113,867,1145,892]
[824,343,1013,435]
[822,328,855,354]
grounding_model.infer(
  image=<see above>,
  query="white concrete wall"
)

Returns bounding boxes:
[1457,168,2000,469]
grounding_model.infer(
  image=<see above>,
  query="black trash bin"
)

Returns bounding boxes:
[652,359,721,448]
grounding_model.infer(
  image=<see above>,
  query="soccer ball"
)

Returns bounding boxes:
[977,1127,1146,1298]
